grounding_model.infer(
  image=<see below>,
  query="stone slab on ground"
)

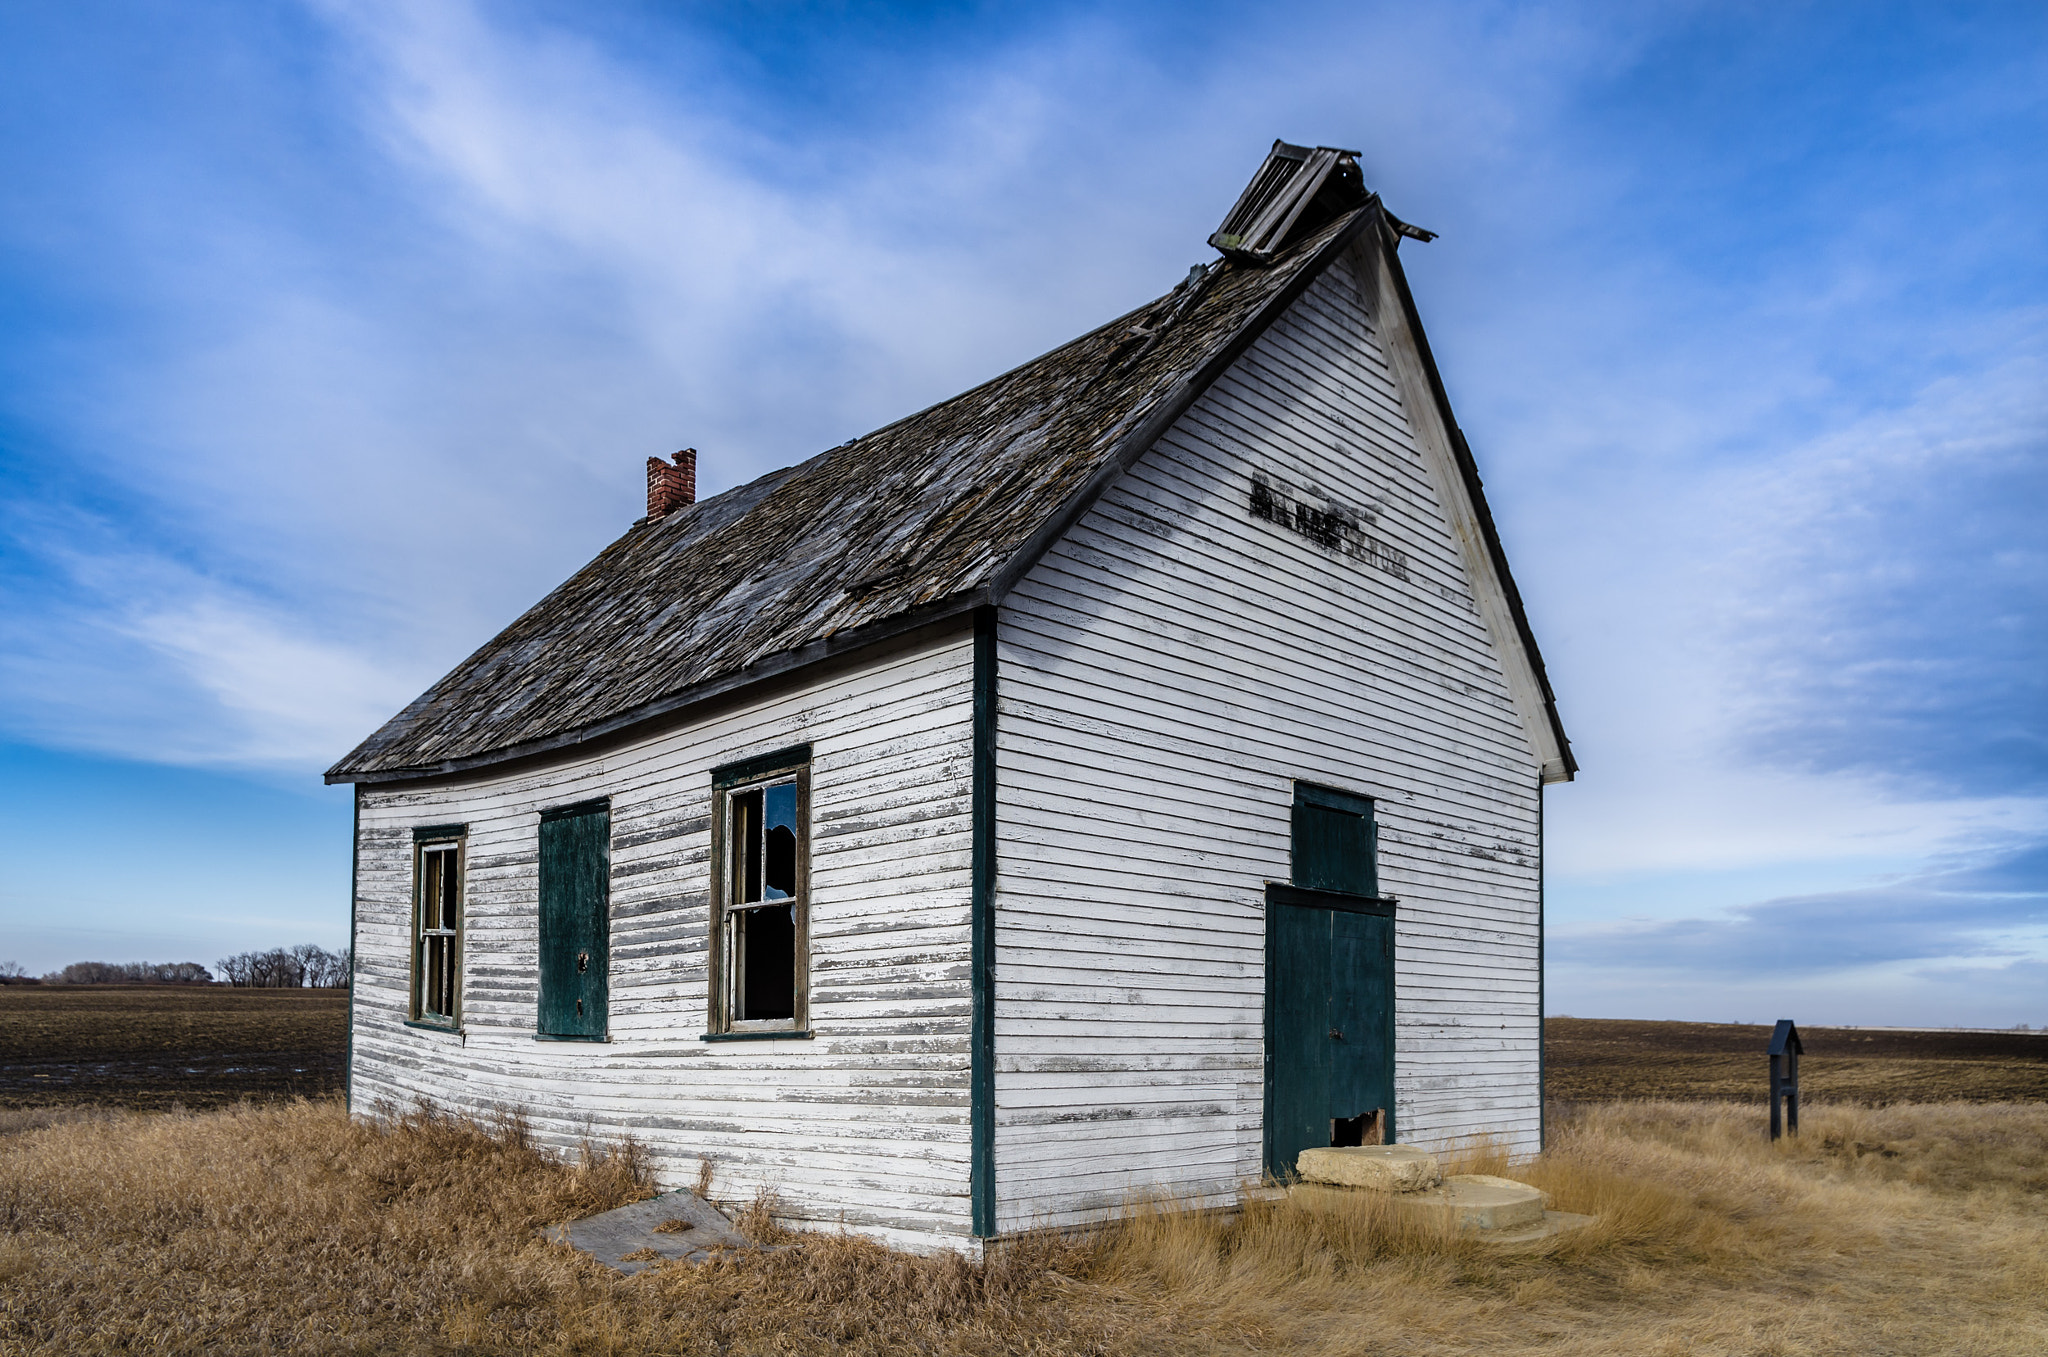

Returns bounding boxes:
[543,1188,755,1274]
[1470,1210,1597,1248]
[1388,1173,1548,1233]
[1296,1144,1443,1192]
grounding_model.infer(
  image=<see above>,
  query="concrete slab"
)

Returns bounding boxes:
[1387,1174,1548,1233]
[1296,1144,1443,1192]
[543,1188,755,1275]
[1470,1209,1598,1248]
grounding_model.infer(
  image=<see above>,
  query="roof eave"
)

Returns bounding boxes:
[324,589,988,786]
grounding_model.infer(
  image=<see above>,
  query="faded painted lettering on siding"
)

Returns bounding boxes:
[1248,471,1410,580]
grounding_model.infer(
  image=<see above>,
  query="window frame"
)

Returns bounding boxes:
[707,747,812,1037]
[409,824,468,1030]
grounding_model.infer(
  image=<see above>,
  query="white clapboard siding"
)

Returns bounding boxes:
[352,631,978,1252]
[991,241,1543,1230]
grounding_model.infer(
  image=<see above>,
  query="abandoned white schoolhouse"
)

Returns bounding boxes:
[328,141,1574,1253]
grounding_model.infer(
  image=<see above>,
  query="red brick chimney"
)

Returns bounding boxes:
[645,448,697,522]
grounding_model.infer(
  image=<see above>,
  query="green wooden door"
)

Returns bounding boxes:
[539,801,609,1039]
[1265,898,1396,1176]
[1266,899,1334,1175]
[1265,784,1396,1178]
[1328,908,1395,1143]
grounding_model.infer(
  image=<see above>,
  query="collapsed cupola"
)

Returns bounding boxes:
[1209,140,1369,264]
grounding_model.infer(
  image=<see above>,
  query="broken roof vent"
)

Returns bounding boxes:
[1209,140,1367,264]
[646,448,696,523]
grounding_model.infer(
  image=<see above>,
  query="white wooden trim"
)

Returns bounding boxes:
[1359,238,1570,783]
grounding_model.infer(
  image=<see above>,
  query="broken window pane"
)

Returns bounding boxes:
[763,780,797,900]
[721,772,804,1028]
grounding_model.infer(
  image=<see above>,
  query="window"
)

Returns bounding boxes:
[412,826,466,1027]
[710,747,810,1033]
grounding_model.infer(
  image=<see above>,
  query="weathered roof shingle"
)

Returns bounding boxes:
[329,209,1378,783]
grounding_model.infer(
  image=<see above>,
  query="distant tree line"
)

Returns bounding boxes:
[216,945,352,989]
[0,946,352,988]
[46,960,215,985]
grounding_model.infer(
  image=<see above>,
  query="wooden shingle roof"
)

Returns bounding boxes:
[328,208,1383,784]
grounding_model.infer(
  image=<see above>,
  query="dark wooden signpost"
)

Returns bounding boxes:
[1768,1019,1802,1140]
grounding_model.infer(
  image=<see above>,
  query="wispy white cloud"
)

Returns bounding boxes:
[1,498,415,767]
[1549,840,2048,1026]
[0,0,2041,1007]
[1542,337,2048,880]
[1718,336,2048,796]
[120,595,412,769]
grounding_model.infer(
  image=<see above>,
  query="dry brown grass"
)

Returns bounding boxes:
[1,1098,2044,1355]
[1081,1101,2048,1355]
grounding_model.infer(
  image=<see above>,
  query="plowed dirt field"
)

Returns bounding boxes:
[1544,1016,2048,1104]
[0,984,345,1109]
[4,988,2041,1112]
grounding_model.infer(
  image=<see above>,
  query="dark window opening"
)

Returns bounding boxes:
[737,904,796,1020]
[733,788,763,901]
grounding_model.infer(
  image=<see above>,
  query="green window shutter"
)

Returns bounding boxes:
[539,800,610,1038]
[1291,784,1378,896]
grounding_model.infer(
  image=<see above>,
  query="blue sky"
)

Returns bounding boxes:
[1,0,2041,1024]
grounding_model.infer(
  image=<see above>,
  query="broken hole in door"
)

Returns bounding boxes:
[1332,1109,1385,1147]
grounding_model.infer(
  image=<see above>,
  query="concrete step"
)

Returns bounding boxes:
[1389,1173,1548,1232]
[1296,1144,1443,1192]
[1286,1146,1597,1245]
[1471,1209,1598,1247]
